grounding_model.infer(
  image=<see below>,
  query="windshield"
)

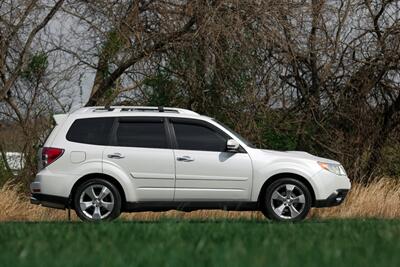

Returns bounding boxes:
[212,119,255,148]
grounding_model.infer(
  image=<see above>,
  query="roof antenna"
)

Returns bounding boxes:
[158,106,164,112]
[105,104,112,111]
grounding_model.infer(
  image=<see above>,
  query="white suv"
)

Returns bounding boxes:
[30,106,351,222]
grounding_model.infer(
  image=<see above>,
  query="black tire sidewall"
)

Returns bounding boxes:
[262,178,312,222]
[74,178,121,222]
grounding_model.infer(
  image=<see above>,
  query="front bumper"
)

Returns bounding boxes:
[314,189,349,207]
[30,193,68,210]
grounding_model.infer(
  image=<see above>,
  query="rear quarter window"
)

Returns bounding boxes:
[66,117,114,145]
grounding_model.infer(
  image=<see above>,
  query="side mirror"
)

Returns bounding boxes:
[226,139,240,152]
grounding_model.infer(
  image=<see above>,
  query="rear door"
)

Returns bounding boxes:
[103,117,175,201]
[170,118,253,201]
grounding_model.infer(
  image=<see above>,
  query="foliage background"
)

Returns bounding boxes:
[0,0,399,186]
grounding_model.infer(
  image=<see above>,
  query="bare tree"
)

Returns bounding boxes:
[0,0,71,184]
[0,0,65,100]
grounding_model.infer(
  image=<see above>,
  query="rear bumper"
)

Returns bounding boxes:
[30,193,68,210]
[31,169,76,199]
[314,189,349,207]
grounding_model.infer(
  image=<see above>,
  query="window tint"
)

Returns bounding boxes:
[116,121,167,149]
[173,122,227,152]
[66,118,114,145]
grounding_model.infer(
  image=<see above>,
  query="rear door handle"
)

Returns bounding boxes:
[176,156,194,162]
[107,153,125,159]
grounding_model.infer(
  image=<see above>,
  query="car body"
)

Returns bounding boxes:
[30,106,351,221]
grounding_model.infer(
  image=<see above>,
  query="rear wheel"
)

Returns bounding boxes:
[74,179,121,222]
[261,178,312,222]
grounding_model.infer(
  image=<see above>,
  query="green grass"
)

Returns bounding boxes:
[0,219,399,267]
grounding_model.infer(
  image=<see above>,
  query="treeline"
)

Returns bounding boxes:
[0,0,399,184]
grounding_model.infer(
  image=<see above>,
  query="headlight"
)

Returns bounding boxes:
[318,162,347,176]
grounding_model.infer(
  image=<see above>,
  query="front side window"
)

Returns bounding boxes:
[66,117,114,145]
[116,120,167,149]
[172,121,227,152]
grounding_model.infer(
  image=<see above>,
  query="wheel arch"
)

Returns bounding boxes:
[69,173,127,210]
[257,173,316,206]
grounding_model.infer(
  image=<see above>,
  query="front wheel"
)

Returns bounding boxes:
[74,179,121,222]
[261,178,312,222]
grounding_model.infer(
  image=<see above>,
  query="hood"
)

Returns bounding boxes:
[259,149,340,164]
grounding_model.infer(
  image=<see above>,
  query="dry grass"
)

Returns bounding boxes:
[310,178,400,219]
[0,179,399,222]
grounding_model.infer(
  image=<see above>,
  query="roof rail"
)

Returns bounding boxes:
[119,107,178,113]
[104,105,113,111]
[86,106,200,116]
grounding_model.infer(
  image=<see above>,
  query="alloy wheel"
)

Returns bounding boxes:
[270,184,306,220]
[79,184,115,220]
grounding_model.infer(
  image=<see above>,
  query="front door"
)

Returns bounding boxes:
[103,117,175,201]
[170,118,252,201]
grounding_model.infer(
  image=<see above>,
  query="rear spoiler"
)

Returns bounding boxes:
[53,114,68,125]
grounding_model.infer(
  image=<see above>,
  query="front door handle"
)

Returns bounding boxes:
[107,153,125,159]
[176,156,194,162]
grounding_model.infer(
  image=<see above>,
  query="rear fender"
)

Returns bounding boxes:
[102,161,137,202]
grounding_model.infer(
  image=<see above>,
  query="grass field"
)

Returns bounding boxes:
[1,179,400,266]
[0,219,399,267]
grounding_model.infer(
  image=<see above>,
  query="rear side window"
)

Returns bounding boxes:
[172,122,227,152]
[66,118,114,145]
[116,120,167,149]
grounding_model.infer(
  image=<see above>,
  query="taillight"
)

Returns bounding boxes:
[42,147,64,167]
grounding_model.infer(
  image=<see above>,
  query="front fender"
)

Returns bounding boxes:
[251,162,320,201]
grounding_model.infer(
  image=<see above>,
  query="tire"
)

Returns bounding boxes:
[74,178,121,222]
[260,178,312,222]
